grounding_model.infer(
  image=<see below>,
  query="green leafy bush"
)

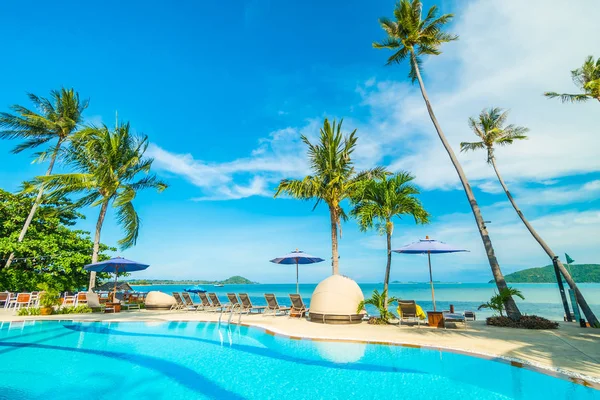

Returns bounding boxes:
[486,315,559,329]
[478,287,524,317]
[357,289,398,324]
[38,283,61,308]
[56,305,92,314]
[16,307,41,316]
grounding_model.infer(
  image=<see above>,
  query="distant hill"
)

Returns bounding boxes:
[127,275,258,285]
[489,264,600,283]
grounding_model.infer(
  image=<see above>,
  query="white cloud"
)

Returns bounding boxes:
[514,180,600,206]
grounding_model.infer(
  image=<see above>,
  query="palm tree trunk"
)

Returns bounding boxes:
[490,156,599,327]
[410,53,521,319]
[383,222,392,310]
[329,206,339,275]
[3,140,63,269]
[88,199,109,290]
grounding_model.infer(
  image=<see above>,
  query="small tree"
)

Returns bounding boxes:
[478,288,524,317]
[357,289,399,324]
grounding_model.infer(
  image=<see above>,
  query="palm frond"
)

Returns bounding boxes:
[115,200,140,249]
[543,91,591,103]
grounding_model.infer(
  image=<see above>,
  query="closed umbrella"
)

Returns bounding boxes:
[393,237,468,311]
[270,249,324,294]
[85,257,149,300]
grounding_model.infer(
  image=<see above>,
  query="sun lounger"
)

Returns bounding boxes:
[397,300,422,326]
[263,294,290,316]
[239,293,266,314]
[86,292,114,313]
[74,292,87,306]
[463,310,476,321]
[443,312,467,329]
[198,292,216,311]
[171,292,190,310]
[226,293,241,312]
[208,293,232,312]
[181,292,202,311]
[288,294,308,318]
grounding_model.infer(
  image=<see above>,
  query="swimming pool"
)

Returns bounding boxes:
[0,321,597,399]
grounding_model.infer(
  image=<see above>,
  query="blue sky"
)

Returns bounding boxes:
[1,0,599,283]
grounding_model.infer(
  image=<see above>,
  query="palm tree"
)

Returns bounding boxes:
[274,118,385,275]
[461,108,599,326]
[357,289,398,324]
[545,56,600,103]
[351,172,429,307]
[374,0,522,319]
[36,122,167,289]
[0,89,88,269]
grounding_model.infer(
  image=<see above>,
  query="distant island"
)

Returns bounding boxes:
[127,275,258,285]
[490,264,600,283]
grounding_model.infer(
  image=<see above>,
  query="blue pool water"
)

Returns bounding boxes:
[0,321,597,399]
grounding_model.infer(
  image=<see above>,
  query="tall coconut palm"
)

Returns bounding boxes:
[461,107,599,326]
[0,89,88,269]
[36,123,167,289]
[374,0,522,318]
[545,56,600,103]
[351,172,429,307]
[274,118,385,275]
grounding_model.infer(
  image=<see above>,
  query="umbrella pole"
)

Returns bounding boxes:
[428,251,436,311]
[296,260,299,294]
[113,266,119,302]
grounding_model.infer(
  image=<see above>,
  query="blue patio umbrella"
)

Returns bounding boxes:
[393,237,468,311]
[184,285,207,294]
[270,249,324,294]
[85,257,149,295]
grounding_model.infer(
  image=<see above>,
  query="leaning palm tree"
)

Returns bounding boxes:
[0,89,88,269]
[36,123,167,289]
[274,118,385,275]
[461,107,599,326]
[545,56,600,103]
[374,0,521,319]
[351,172,429,307]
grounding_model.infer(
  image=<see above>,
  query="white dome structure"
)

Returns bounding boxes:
[309,275,365,324]
[145,291,176,310]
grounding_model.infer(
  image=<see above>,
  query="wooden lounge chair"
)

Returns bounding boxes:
[226,293,241,312]
[239,293,266,314]
[288,294,308,318]
[397,300,421,327]
[13,293,32,309]
[181,292,202,311]
[263,294,290,316]
[199,292,216,311]
[171,292,189,310]
[208,293,232,312]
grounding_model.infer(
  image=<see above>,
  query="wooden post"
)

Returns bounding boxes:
[553,257,572,322]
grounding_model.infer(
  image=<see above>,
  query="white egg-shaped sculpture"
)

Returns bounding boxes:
[145,291,176,310]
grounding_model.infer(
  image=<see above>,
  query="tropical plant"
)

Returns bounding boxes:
[544,55,600,103]
[460,108,599,326]
[357,289,398,324]
[478,287,524,317]
[0,188,113,292]
[374,0,522,319]
[0,89,88,269]
[351,172,429,307]
[37,283,61,308]
[35,122,167,289]
[274,118,385,275]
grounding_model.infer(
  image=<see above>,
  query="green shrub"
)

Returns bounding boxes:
[56,305,93,314]
[478,287,525,317]
[16,307,41,316]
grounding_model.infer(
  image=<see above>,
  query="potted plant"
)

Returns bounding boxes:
[38,283,60,315]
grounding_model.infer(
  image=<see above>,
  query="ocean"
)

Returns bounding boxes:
[132,282,600,321]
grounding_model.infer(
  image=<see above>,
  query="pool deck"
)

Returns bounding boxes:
[2,309,599,387]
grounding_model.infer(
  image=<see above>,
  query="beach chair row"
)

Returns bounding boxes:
[0,292,40,309]
[172,292,309,318]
